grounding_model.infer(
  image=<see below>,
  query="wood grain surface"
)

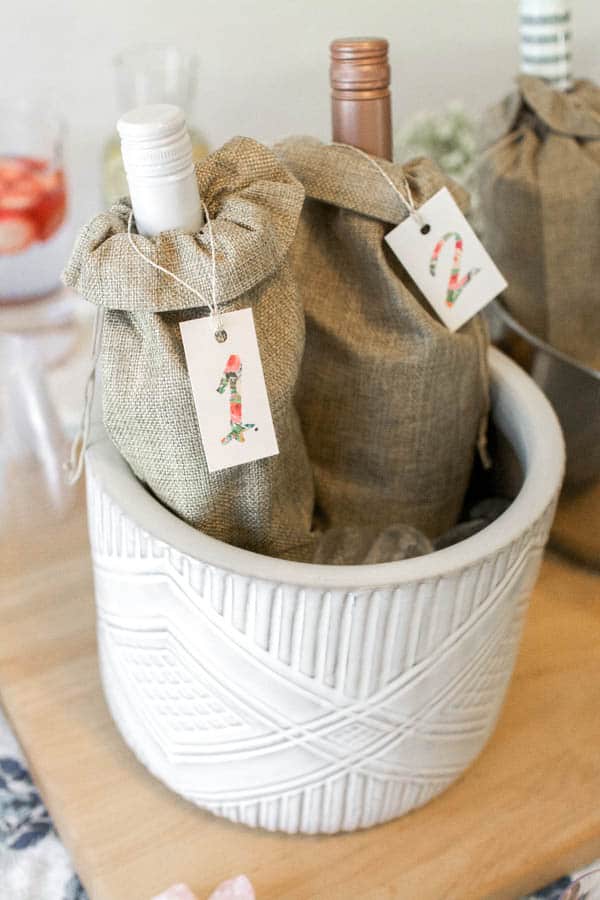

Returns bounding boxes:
[1,476,599,900]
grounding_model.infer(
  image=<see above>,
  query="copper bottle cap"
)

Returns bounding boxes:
[330,37,390,97]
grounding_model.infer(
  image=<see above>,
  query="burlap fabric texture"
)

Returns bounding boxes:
[63,136,318,560]
[479,75,600,370]
[275,137,490,540]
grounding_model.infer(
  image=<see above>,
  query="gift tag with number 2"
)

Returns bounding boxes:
[384,187,507,332]
[180,308,279,473]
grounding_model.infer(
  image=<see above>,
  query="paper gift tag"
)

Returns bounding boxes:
[384,187,507,331]
[180,308,279,473]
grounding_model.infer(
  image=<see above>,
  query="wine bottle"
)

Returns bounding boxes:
[519,0,573,91]
[330,37,392,160]
[117,104,203,237]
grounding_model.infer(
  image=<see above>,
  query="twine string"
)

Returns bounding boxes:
[331,142,428,230]
[65,202,222,485]
[127,202,223,335]
[64,305,105,485]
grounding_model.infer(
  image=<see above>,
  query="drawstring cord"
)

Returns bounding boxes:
[65,202,220,484]
[331,142,428,231]
[126,203,222,334]
[64,305,105,484]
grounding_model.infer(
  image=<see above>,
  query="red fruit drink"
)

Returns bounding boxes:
[0,156,66,255]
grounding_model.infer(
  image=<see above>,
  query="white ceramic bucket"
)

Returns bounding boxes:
[85,348,564,834]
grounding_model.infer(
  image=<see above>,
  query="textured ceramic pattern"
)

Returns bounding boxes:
[86,459,556,834]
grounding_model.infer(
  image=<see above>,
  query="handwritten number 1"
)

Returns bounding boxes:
[216,354,255,444]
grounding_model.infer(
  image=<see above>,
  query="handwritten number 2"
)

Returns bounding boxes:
[429,232,480,307]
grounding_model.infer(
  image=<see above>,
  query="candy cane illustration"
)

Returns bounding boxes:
[430,232,481,307]
[216,354,255,444]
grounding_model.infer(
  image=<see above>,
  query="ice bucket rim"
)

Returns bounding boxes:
[86,347,565,590]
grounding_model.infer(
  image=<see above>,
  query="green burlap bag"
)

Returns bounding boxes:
[275,137,490,540]
[479,75,600,370]
[63,136,317,560]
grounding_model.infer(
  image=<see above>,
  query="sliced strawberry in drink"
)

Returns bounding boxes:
[0,211,36,254]
[26,157,50,173]
[0,183,41,211]
[30,169,66,240]
[1,165,50,208]
[0,159,66,246]
[32,170,62,193]
[0,156,33,184]
[34,188,67,240]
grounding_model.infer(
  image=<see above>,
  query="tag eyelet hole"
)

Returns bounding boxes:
[215,329,228,343]
[420,224,431,235]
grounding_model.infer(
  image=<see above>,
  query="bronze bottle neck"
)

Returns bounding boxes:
[330,37,390,97]
[330,37,393,161]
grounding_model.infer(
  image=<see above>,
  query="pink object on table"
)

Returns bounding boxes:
[208,875,255,900]
[151,886,197,900]
[151,876,255,900]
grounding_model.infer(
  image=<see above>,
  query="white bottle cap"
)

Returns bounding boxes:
[116,104,204,237]
[117,104,195,180]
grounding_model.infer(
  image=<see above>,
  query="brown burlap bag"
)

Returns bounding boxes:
[479,75,600,370]
[275,137,490,540]
[63,136,317,560]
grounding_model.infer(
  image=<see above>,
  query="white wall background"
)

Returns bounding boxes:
[4,0,600,226]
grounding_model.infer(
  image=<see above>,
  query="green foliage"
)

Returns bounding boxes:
[395,101,482,232]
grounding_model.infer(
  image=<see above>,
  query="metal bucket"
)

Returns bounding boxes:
[487,301,599,569]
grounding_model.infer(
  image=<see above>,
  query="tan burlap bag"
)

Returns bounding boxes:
[275,137,490,540]
[479,75,600,370]
[63,136,317,560]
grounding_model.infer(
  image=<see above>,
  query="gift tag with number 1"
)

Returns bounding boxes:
[180,308,279,473]
[384,187,507,332]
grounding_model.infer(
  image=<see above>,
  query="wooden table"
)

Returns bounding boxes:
[1,475,599,900]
